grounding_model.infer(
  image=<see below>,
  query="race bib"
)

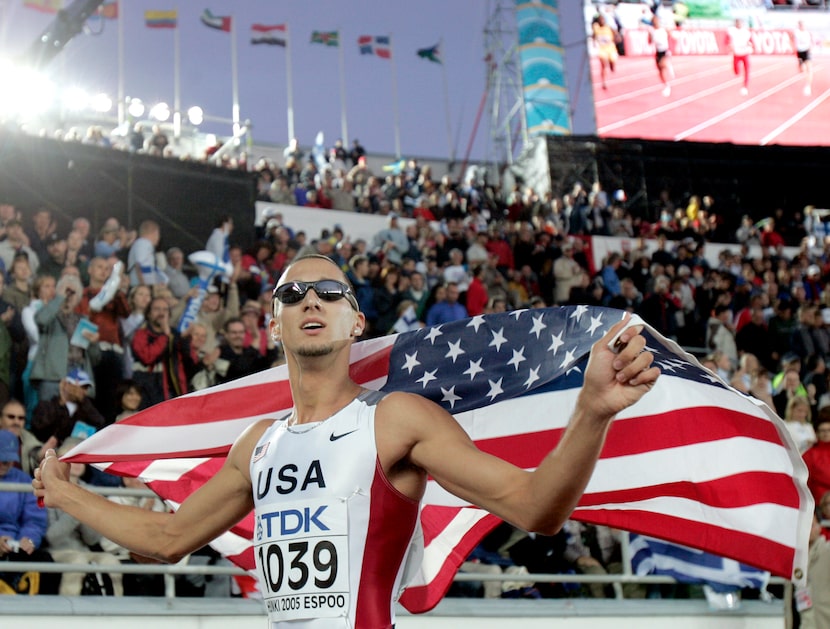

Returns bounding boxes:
[254,497,349,622]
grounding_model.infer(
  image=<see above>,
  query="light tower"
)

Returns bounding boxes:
[481,0,527,182]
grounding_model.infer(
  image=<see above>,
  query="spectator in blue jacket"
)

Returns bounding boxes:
[0,429,58,593]
[426,282,468,326]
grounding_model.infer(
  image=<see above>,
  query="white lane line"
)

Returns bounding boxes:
[674,72,805,141]
[597,59,791,135]
[760,88,830,146]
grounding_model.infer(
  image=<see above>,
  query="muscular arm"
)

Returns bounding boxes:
[382,317,658,535]
[34,419,271,563]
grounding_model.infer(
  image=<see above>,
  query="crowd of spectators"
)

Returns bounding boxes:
[2,129,830,616]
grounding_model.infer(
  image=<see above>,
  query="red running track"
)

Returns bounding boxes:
[591,54,830,146]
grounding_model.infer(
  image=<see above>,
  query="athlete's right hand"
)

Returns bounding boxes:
[33,449,71,508]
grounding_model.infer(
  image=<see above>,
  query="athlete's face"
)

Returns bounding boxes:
[272,258,364,359]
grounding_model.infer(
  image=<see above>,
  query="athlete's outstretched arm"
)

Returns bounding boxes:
[388,315,659,535]
[33,419,270,563]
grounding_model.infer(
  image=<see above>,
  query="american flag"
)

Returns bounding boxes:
[358,35,391,59]
[65,306,812,612]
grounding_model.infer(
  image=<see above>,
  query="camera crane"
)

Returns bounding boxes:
[21,0,106,69]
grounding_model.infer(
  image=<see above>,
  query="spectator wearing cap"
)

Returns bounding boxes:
[30,367,105,450]
[0,398,45,476]
[772,353,808,397]
[0,219,39,275]
[30,274,99,403]
[0,428,59,594]
[164,247,192,299]
[39,231,69,280]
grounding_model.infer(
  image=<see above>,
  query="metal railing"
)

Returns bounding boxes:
[0,481,789,600]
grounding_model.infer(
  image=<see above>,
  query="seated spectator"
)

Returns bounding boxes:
[114,380,143,423]
[774,368,809,418]
[784,395,816,454]
[186,322,223,391]
[804,410,830,505]
[425,282,468,326]
[216,318,276,384]
[373,266,402,336]
[31,368,105,450]
[0,398,46,476]
[0,429,58,594]
[240,300,277,361]
[164,247,192,300]
[131,297,195,406]
[45,437,123,596]
[172,271,240,354]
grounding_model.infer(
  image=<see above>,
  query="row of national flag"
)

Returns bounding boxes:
[22,1,442,62]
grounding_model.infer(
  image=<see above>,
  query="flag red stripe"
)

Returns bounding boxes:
[252,23,285,33]
[473,406,782,467]
[580,471,801,510]
[574,508,795,578]
[376,49,391,59]
[115,345,392,430]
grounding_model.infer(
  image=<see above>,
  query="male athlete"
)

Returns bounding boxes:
[727,18,753,96]
[649,16,673,97]
[793,21,813,97]
[35,254,659,627]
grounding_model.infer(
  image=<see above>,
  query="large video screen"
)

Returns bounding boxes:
[584,0,830,146]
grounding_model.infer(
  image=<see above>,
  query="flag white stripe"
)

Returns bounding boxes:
[403,510,492,588]
[579,496,800,547]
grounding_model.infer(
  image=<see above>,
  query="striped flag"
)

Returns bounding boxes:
[23,0,62,12]
[311,30,339,47]
[417,43,441,64]
[201,8,231,33]
[65,306,812,612]
[251,24,286,47]
[89,0,118,20]
[629,534,770,592]
[358,35,391,59]
[145,10,177,29]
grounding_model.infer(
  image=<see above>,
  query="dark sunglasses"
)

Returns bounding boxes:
[273,280,358,311]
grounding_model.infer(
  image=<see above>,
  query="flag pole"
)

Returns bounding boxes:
[230,18,240,136]
[285,23,295,142]
[440,39,454,168]
[173,7,181,139]
[117,0,125,127]
[389,34,401,159]
[338,27,349,146]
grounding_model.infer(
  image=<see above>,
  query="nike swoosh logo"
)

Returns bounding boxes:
[329,429,358,442]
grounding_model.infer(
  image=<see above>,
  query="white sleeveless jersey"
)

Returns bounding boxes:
[251,390,420,628]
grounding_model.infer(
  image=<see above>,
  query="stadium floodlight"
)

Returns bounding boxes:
[0,62,55,117]
[91,93,113,113]
[149,102,170,122]
[127,97,145,118]
[187,105,203,126]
